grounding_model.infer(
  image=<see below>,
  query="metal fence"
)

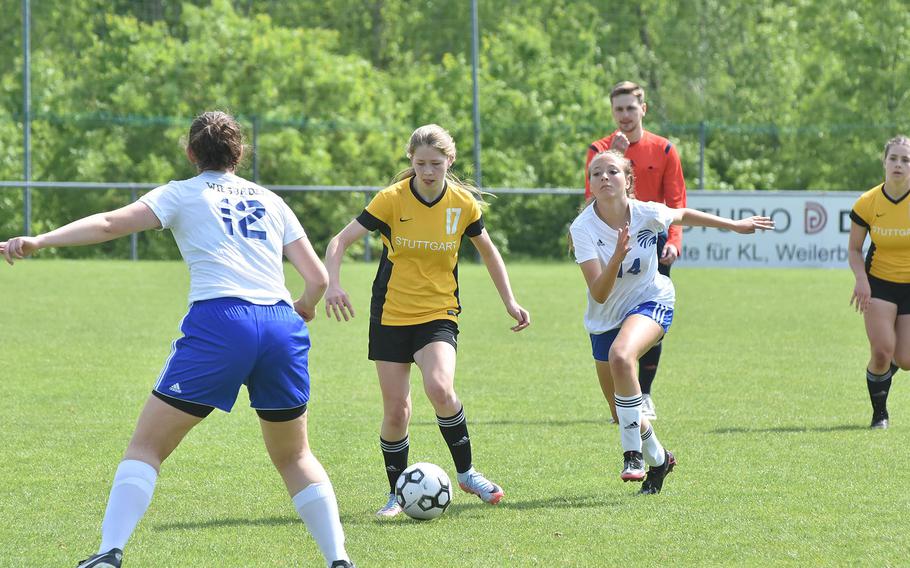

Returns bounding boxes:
[1,181,865,270]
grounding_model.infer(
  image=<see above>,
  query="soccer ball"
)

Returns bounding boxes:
[395,462,452,520]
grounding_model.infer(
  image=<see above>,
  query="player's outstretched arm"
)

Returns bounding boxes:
[671,208,774,234]
[285,236,329,322]
[323,219,369,321]
[470,229,530,332]
[1,201,160,265]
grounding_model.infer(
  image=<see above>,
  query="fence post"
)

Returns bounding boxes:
[698,120,706,190]
[22,0,32,236]
[471,0,483,190]
[471,0,483,264]
[130,188,138,260]
[363,191,372,262]
[252,115,260,183]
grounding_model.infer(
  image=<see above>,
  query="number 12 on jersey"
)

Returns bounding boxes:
[220,198,267,240]
[617,258,641,278]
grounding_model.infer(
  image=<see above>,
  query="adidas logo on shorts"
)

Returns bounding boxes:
[169,383,182,394]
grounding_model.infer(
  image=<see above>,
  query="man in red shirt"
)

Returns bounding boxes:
[584,81,687,421]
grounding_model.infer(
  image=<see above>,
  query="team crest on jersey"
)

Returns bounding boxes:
[636,229,658,249]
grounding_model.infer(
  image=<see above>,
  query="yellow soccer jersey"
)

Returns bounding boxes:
[850,183,910,283]
[356,177,484,325]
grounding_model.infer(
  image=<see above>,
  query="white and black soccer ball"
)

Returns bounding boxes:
[395,462,452,520]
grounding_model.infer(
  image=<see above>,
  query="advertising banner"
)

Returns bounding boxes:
[679,190,863,268]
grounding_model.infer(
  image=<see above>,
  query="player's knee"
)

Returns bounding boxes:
[870,346,895,367]
[384,402,412,429]
[894,353,910,371]
[424,382,456,409]
[608,345,636,372]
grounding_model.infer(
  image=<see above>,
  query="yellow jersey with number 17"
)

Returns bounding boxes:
[356,177,484,325]
[850,183,910,283]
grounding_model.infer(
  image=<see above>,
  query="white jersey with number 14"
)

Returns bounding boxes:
[569,200,676,334]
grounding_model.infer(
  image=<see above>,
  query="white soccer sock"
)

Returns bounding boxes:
[640,425,666,467]
[292,482,349,567]
[98,459,158,553]
[614,394,644,453]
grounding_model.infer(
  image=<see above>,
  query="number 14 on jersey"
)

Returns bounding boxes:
[617,258,641,278]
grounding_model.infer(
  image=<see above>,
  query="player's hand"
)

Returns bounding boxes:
[612,224,632,261]
[610,132,630,154]
[659,243,679,265]
[850,279,872,313]
[506,301,530,332]
[324,285,355,321]
[732,216,774,234]
[294,298,317,322]
[0,236,41,265]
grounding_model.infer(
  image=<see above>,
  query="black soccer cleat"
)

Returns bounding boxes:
[620,450,646,482]
[330,561,355,568]
[639,450,676,495]
[871,411,889,429]
[76,548,122,568]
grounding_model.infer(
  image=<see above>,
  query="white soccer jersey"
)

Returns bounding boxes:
[570,200,676,334]
[140,171,306,305]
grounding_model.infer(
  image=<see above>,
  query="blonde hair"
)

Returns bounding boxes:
[392,124,489,204]
[883,135,910,161]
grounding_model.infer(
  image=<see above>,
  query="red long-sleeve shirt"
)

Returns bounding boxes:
[584,130,687,251]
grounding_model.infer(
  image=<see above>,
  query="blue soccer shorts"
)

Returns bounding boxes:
[154,297,310,412]
[590,301,674,362]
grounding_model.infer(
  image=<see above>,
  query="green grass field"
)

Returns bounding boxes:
[1,261,907,567]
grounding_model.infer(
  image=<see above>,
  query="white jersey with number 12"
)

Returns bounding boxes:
[140,170,305,305]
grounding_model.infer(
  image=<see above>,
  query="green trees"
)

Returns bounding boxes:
[2,0,909,258]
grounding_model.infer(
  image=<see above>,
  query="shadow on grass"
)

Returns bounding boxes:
[410,418,605,427]
[444,494,627,517]
[153,493,632,531]
[711,424,868,434]
[154,516,298,531]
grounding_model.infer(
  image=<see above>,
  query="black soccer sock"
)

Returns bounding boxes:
[437,406,472,474]
[866,367,895,416]
[380,435,409,494]
[639,342,662,395]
